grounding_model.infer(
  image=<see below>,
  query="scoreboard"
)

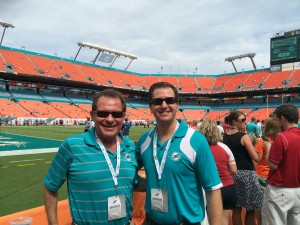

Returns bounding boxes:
[270,30,300,65]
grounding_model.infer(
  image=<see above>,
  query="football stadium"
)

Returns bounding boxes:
[1,8,300,225]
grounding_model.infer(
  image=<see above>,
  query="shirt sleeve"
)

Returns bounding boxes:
[135,137,144,170]
[268,133,286,165]
[193,133,222,190]
[217,142,235,164]
[44,139,73,192]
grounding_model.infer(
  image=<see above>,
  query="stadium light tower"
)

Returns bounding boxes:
[225,53,256,72]
[74,42,137,71]
[0,20,14,46]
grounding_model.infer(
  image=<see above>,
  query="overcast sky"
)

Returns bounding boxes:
[0,0,299,75]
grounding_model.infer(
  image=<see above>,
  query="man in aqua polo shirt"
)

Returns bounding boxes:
[246,117,259,138]
[122,118,132,137]
[44,89,138,225]
[136,82,223,225]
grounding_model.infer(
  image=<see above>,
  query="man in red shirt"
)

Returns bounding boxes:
[262,104,300,225]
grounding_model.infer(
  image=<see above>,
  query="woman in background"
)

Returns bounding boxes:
[199,119,237,225]
[223,111,262,225]
[255,116,282,224]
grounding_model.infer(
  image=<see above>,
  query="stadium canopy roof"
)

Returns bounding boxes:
[74,41,137,71]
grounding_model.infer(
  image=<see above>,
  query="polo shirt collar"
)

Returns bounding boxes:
[84,128,130,150]
[148,119,188,139]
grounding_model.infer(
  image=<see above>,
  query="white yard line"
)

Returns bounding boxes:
[10,159,44,163]
[0,132,63,141]
[0,148,59,156]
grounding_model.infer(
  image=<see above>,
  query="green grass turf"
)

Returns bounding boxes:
[0,125,152,216]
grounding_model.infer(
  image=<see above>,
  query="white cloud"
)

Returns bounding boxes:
[0,0,299,75]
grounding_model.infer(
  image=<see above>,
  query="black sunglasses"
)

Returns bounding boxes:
[150,97,178,106]
[94,111,124,118]
[238,118,246,122]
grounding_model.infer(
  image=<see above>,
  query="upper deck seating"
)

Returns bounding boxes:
[211,75,231,93]
[160,76,179,88]
[285,70,300,87]
[52,59,90,83]
[0,49,40,76]
[263,71,293,89]
[223,73,250,92]
[196,77,215,93]
[26,54,64,78]
[143,76,160,87]
[178,77,198,92]
[242,71,270,91]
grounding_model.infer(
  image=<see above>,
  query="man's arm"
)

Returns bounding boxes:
[205,189,223,225]
[43,185,59,225]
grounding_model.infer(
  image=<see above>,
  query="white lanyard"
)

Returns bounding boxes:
[96,134,121,189]
[153,121,179,180]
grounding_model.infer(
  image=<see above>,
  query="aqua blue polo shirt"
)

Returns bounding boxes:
[44,128,138,225]
[136,120,222,224]
[246,121,259,136]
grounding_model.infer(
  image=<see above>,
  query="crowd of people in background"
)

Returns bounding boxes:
[195,107,300,225]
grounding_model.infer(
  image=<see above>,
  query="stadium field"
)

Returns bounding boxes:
[0,125,152,216]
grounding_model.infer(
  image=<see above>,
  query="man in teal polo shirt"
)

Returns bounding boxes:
[136,82,223,225]
[246,117,259,138]
[44,89,138,225]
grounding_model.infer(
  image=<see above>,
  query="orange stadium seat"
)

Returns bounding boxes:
[0,54,12,72]
[96,69,128,88]
[49,102,89,118]
[52,59,90,83]
[263,71,293,89]
[160,76,179,88]
[18,100,68,118]
[128,74,151,90]
[206,110,229,121]
[211,75,231,93]
[242,71,270,91]
[182,109,206,121]
[0,49,40,76]
[178,77,198,92]
[196,77,215,93]
[109,71,146,90]
[0,98,32,117]
[143,76,160,87]
[222,73,251,92]
[283,69,300,87]
[26,54,65,79]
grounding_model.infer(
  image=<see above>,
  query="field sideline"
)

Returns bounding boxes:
[0,125,152,216]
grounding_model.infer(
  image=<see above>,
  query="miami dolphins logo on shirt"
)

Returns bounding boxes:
[171,152,181,161]
[124,153,131,161]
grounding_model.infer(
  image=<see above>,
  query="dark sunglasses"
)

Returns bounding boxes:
[150,97,178,106]
[94,110,124,118]
[238,118,246,123]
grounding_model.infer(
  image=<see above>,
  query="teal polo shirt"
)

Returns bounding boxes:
[44,128,138,225]
[136,120,222,224]
[246,121,259,135]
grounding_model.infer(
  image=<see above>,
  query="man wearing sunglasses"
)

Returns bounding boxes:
[136,82,222,225]
[44,89,138,225]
